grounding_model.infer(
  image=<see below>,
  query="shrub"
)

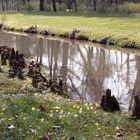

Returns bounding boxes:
[57,3,67,11]
[107,2,140,15]
[78,4,87,11]
[118,2,140,14]
[19,1,39,11]
[44,4,52,11]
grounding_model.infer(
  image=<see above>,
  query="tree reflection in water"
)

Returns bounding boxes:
[0,32,139,110]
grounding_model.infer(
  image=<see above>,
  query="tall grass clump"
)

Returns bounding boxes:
[56,3,67,11]
[27,1,39,11]
[20,1,39,11]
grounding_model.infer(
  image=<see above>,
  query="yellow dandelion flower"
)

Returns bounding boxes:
[77,106,80,109]
[2,108,5,111]
[90,106,93,110]
[23,117,27,120]
[79,108,83,114]
[87,107,90,110]
[115,126,120,130]
[59,115,63,119]
[49,114,53,117]
[74,114,78,118]
[40,118,44,122]
[95,123,99,127]
[85,103,88,107]
[60,110,64,114]
[95,103,100,107]
[89,103,93,106]
[68,112,71,115]
[32,107,35,111]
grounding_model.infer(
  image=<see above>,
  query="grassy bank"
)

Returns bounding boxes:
[0,12,140,48]
[0,67,140,139]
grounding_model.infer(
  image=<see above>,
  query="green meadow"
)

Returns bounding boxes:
[0,66,140,140]
[0,12,140,48]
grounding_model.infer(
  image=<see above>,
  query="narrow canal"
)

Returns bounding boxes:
[0,31,140,110]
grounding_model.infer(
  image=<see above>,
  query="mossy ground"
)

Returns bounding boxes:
[0,12,140,48]
[0,66,140,140]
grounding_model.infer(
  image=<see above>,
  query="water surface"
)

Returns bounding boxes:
[0,31,140,110]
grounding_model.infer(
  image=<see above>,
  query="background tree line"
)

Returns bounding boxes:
[0,0,140,14]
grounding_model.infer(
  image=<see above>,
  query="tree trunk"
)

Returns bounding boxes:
[89,0,92,10]
[74,0,77,11]
[16,0,19,11]
[40,0,45,11]
[1,0,5,11]
[5,0,9,11]
[52,0,57,12]
[58,0,62,4]
[93,0,97,11]
[109,0,113,5]
[115,0,118,6]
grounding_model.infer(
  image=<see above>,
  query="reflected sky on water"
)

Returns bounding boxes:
[0,31,140,110]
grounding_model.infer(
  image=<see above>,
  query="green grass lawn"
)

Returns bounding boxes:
[0,66,140,139]
[0,12,140,48]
